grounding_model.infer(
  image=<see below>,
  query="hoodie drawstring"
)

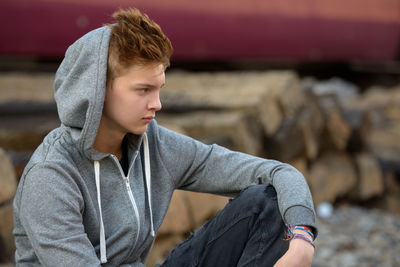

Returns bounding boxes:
[94,160,107,263]
[93,133,155,264]
[143,133,155,237]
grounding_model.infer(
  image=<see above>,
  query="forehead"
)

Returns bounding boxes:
[125,63,165,77]
[113,62,165,86]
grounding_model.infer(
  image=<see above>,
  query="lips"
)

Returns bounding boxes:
[142,116,155,123]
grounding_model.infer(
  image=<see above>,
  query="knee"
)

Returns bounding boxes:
[234,184,279,216]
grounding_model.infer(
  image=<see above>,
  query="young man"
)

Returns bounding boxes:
[13,8,317,266]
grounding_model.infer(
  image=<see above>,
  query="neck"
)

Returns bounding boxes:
[93,118,125,159]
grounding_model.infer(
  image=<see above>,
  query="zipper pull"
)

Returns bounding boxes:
[124,177,129,184]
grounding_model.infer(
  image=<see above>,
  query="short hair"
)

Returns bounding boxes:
[106,8,173,80]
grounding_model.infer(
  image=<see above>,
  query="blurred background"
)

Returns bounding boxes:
[0,0,399,266]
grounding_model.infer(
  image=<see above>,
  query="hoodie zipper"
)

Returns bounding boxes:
[111,152,141,249]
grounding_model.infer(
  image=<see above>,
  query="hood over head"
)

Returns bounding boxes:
[54,26,111,159]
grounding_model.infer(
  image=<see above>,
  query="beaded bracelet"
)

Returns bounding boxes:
[291,226,314,240]
[291,233,315,248]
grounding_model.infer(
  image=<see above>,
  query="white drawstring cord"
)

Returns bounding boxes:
[143,133,155,237]
[94,160,107,263]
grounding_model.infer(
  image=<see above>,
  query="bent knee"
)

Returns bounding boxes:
[234,184,278,214]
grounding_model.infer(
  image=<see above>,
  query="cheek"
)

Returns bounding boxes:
[110,96,143,119]
[104,92,127,118]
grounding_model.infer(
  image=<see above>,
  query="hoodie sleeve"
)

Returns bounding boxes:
[16,163,102,266]
[151,122,316,231]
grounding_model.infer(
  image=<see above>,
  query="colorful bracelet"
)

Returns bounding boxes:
[291,233,315,248]
[291,226,314,240]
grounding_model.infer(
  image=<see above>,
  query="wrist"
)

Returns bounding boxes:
[291,225,315,240]
[289,225,315,248]
[290,233,315,248]
[292,229,313,242]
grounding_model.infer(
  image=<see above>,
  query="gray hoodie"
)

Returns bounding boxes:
[13,26,316,266]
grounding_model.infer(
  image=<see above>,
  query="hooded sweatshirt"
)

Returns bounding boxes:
[13,26,316,267]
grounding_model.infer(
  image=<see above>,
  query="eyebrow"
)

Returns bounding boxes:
[134,83,165,88]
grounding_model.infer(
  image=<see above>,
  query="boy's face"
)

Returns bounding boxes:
[101,62,165,136]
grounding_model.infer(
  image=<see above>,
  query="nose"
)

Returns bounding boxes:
[148,91,162,111]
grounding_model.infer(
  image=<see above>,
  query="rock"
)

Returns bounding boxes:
[145,234,184,267]
[298,97,324,160]
[319,96,352,151]
[288,157,308,177]
[0,72,54,104]
[366,124,400,167]
[384,171,400,194]
[379,193,400,214]
[158,111,264,156]
[308,152,357,205]
[160,71,304,136]
[0,112,59,152]
[184,192,228,228]
[354,153,384,200]
[263,114,306,161]
[303,77,354,152]
[158,190,228,235]
[308,77,359,105]
[0,149,17,204]
[158,190,192,235]
[0,204,15,262]
[345,85,400,169]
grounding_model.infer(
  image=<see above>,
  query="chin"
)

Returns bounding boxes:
[130,127,147,135]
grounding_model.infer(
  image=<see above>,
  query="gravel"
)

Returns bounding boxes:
[313,205,400,267]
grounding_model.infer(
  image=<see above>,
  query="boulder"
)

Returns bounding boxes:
[0,149,17,204]
[158,190,192,235]
[345,85,400,168]
[158,190,229,234]
[184,192,228,228]
[145,234,184,267]
[161,71,304,136]
[0,72,54,104]
[354,153,384,200]
[158,111,264,156]
[0,204,15,262]
[308,152,357,204]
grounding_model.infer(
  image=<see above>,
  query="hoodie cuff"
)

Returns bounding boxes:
[284,205,318,239]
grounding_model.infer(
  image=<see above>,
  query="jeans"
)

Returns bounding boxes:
[160,185,290,267]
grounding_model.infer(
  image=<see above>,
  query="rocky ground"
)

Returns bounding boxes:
[1,205,398,267]
[313,205,400,267]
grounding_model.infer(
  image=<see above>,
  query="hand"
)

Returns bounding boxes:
[273,237,314,267]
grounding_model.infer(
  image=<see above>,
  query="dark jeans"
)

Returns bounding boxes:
[160,185,290,267]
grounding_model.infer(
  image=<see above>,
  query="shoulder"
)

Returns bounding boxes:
[15,160,85,221]
[15,129,85,213]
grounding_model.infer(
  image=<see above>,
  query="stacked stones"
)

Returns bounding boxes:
[1,71,400,265]
[157,71,400,213]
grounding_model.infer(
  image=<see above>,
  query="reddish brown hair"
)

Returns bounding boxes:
[106,8,173,80]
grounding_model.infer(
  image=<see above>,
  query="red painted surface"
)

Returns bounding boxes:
[1,0,399,62]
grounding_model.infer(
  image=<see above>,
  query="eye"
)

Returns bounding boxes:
[138,88,149,93]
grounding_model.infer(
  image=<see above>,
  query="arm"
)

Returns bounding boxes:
[152,123,317,232]
[15,164,101,266]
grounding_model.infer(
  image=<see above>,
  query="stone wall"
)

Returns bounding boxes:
[1,71,400,265]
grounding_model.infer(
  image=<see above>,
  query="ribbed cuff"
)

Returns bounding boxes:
[284,205,318,239]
